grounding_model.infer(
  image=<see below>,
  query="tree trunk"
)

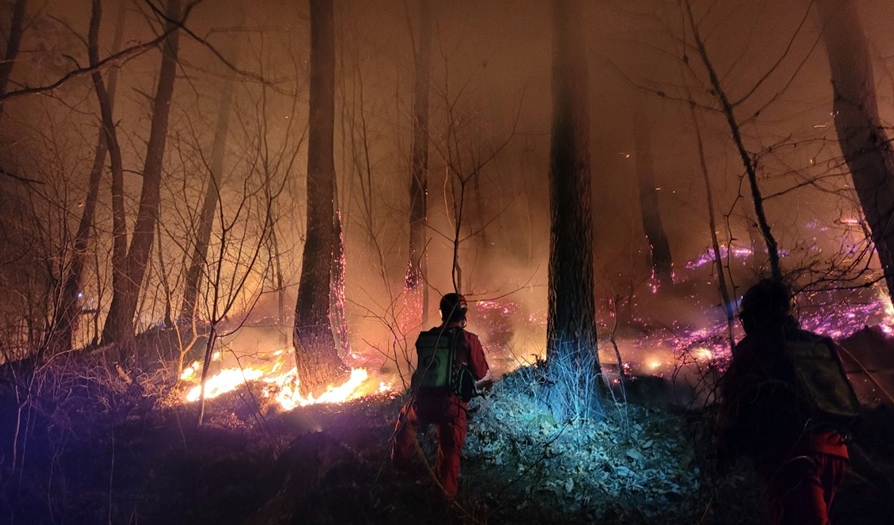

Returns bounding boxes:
[0,0,27,123]
[546,0,598,366]
[49,0,126,356]
[267,225,288,348]
[330,191,350,360]
[102,0,181,348]
[294,0,348,398]
[633,107,673,286]
[817,0,894,300]
[405,0,432,322]
[179,25,241,326]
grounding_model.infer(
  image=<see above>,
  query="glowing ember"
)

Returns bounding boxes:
[685,245,753,269]
[690,347,713,361]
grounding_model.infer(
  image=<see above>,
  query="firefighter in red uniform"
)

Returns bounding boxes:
[391,293,493,499]
[716,279,854,525]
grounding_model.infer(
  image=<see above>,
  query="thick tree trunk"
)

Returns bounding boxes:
[546,0,598,366]
[633,107,673,286]
[294,0,348,398]
[50,0,126,355]
[817,0,894,300]
[179,27,240,326]
[0,0,27,123]
[405,0,432,322]
[102,0,181,348]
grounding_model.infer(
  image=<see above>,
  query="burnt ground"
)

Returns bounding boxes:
[1,356,893,525]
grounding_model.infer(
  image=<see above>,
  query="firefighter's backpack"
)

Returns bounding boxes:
[413,328,477,401]
[717,336,860,459]
[785,337,861,425]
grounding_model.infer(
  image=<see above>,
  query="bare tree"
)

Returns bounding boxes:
[0,0,27,124]
[680,0,782,280]
[49,0,126,356]
[633,104,673,286]
[102,0,182,349]
[195,165,276,426]
[546,0,598,366]
[405,0,432,320]
[816,0,894,301]
[179,14,243,328]
[294,0,348,398]
[689,101,735,349]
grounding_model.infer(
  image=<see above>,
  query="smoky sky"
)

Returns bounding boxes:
[2,0,894,358]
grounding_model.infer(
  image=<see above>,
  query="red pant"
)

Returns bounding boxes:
[392,394,467,498]
[757,453,847,525]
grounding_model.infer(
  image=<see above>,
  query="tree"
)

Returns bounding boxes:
[102,0,182,349]
[633,105,673,286]
[546,0,598,366]
[179,12,242,327]
[816,0,894,301]
[542,0,602,423]
[294,0,348,398]
[681,0,782,280]
[405,0,432,321]
[0,0,27,124]
[49,0,126,356]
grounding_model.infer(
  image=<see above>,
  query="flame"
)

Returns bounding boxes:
[185,367,264,402]
[689,346,714,362]
[180,347,387,410]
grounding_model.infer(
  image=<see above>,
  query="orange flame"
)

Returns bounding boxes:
[180,348,390,410]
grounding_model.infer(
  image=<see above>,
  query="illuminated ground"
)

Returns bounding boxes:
[2,348,893,525]
[3,272,894,523]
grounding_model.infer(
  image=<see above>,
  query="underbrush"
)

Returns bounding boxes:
[0,351,891,525]
[461,367,709,523]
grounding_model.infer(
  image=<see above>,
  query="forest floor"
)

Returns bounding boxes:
[2,346,894,525]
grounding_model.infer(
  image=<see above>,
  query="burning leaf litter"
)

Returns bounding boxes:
[180,347,390,410]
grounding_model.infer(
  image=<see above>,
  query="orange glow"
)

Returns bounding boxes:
[690,347,713,361]
[180,347,387,410]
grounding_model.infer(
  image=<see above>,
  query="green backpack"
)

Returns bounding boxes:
[717,337,860,460]
[413,328,477,401]
[785,338,861,425]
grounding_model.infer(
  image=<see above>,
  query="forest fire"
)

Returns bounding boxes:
[179,348,388,410]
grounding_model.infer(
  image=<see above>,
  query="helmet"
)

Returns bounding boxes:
[738,278,793,334]
[439,293,468,323]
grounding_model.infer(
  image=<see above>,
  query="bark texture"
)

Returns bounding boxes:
[546,0,598,364]
[817,0,894,299]
[294,0,348,397]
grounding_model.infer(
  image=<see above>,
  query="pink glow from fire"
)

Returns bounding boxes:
[178,244,894,410]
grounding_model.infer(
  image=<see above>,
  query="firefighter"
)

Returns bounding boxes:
[391,292,493,499]
[716,278,855,525]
